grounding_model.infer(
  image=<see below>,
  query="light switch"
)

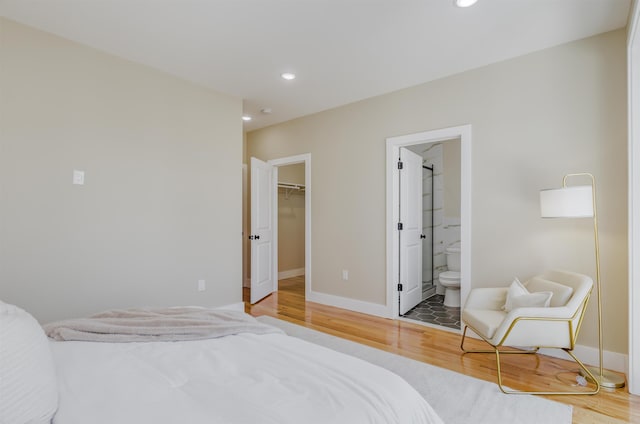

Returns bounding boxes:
[73,170,85,185]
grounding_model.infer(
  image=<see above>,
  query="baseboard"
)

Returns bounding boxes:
[278,268,305,280]
[214,302,245,312]
[539,345,628,375]
[306,290,391,318]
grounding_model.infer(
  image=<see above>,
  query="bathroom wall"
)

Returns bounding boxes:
[443,140,461,219]
[442,139,462,257]
[411,139,462,298]
[409,143,442,296]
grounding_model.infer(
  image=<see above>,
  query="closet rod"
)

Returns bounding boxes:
[278,182,305,200]
[277,182,305,190]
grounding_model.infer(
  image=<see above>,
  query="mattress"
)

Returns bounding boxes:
[50,330,443,424]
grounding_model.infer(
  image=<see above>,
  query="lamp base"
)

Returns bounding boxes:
[580,367,626,389]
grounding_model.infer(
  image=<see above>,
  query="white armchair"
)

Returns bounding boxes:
[460,270,599,395]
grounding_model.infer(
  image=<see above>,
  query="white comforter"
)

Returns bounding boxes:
[50,331,443,424]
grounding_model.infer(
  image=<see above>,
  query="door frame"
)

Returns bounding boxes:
[627,0,639,395]
[386,125,472,320]
[243,164,249,287]
[267,153,312,298]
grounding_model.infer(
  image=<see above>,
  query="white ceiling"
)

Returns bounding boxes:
[0,0,631,131]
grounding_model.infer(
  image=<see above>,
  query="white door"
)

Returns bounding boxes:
[399,148,423,315]
[250,157,276,304]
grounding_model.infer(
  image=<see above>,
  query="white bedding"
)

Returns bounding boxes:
[50,331,443,424]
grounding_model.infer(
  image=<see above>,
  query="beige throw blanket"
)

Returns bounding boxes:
[44,307,283,342]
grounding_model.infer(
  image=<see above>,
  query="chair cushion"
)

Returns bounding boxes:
[525,277,574,307]
[462,309,507,339]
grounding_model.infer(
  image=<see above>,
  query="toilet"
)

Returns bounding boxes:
[439,242,461,307]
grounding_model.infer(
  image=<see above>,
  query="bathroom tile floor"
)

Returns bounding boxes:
[402,294,461,330]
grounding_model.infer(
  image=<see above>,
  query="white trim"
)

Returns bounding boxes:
[628,0,640,395]
[386,125,472,320]
[242,164,249,291]
[268,154,312,301]
[214,302,245,312]
[272,166,279,297]
[307,290,390,318]
[278,267,305,280]
[539,346,627,375]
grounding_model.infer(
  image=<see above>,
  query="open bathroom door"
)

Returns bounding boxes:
[399,148,423,315]
[250,157,277,304]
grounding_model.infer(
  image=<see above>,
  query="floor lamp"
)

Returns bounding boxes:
[540,173,625,389]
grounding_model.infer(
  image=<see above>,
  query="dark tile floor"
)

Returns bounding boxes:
[402,294,461,330]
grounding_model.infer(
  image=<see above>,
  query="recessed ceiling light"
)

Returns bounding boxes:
[455,0,478,7]
[242,115,252,121]
[281,72,296,80]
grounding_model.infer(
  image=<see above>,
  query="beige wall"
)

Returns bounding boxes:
[248,29,628,354]
[277,164,305,272]
[278,163,305,185]
[0,19,243,323]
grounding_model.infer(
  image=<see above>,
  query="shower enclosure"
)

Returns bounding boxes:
[422,163,436,299]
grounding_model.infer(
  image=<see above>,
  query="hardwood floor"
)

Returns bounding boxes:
[244,276,640,424]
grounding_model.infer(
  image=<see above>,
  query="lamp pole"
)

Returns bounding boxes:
[564,173,625,389]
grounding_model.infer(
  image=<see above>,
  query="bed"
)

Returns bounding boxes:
[0,303,443,424]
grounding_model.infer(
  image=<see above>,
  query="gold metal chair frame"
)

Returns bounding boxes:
[460,290,600,395]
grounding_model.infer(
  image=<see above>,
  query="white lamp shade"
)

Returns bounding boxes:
[540,186,594,218]
[455,0,478,6]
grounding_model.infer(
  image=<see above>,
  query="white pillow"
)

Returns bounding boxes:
[0,302,58,424]
[503,278,553,312]
[503,278,528,312]
[509,291,553,310]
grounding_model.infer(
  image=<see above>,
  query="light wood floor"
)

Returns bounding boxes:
[244,276,640,424]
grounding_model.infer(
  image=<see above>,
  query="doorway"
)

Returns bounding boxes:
[385,125,471,330]
[248,154,311,304]
[276,163,306,297]
[400,140,462,330]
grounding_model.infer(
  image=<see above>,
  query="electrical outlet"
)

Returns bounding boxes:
[198,279,206,291]
[342,270,349,281]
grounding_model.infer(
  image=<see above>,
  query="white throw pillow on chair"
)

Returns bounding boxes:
[503,278,553,312]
